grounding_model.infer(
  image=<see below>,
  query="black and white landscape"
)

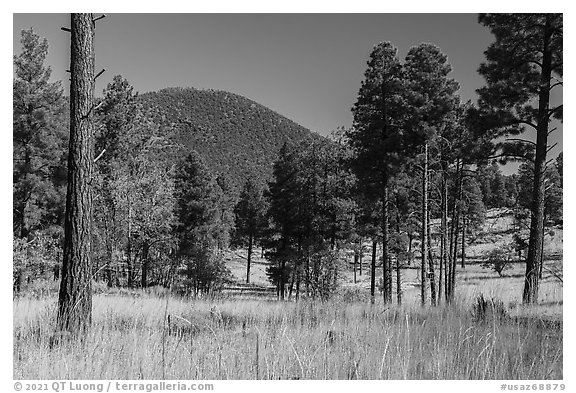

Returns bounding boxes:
[13,13,562,380]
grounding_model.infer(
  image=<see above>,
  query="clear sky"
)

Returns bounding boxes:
[12,13,563,173]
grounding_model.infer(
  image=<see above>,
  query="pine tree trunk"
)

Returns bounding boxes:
[127,202,133,288]
[105,223,114,288]
[450,202,461,302]
[394,196,402,305]
[461,216,466,268]
[421,143,428,306]
[427,223,436,306]
[396,256,402,305]
[440,168,448,303]
[295,267,301,301]
[370,239,377,304]
[359,238,363,276]
[57,13,95,334]
[246,233,253,284]
[539,218,546,279]
[447,159,463,303]
[381,180,391,304]
[141,243,149,288]
[523,19,552,304]
[353,250,358,284]
[280,259,286,300]
[288,267,295,300]
[305,250,310,297]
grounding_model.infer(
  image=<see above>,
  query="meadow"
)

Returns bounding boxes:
[13,211,563,380]
[13,279,562,380]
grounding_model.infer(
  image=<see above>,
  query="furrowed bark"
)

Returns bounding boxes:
[57,13,95,334]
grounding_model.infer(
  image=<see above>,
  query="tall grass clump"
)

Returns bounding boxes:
[14,294,562,380]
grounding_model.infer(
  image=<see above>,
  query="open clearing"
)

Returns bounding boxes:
[14,209,563,380]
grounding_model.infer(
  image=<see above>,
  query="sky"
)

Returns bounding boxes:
[12,13,563,173]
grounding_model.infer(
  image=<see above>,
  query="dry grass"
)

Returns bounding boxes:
[14,209,562,380]
[14,293,562,380]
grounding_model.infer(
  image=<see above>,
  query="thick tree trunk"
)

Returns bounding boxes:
[421,143,428,306]
[57,13,95,334]
[523,18,552,304]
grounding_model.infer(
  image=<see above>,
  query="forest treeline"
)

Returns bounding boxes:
[13,14,562,306]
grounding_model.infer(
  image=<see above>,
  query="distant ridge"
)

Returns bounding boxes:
[138,87,325,193]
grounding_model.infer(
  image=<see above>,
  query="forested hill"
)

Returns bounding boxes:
[138,87,325,192]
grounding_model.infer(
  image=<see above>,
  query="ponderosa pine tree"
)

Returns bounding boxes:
[265,142,300,299]
[214,174,236,251]
[58,13,95,333]
[473,14,562,303]
[94,75,139,287]
[404,43,460,306]
[348,42,406,304]
[435,102,476,304]
[94,75,178,288]
[174,152,230,295]
[13,28,67,239]
[234,179,267,283]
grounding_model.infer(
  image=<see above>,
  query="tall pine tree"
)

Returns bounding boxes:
[404,43,460,306]
[348,42,406,304]
[472,14,562,303]
[233,179,267,284]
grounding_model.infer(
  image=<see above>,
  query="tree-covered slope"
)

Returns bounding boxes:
[138,87,325,193]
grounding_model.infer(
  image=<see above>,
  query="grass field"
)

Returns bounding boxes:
[13,286,562,380]
[13,209,563,380]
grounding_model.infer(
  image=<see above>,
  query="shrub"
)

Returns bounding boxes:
[13,232,62,295]
[481,247,514,276]
[471,294,508,323]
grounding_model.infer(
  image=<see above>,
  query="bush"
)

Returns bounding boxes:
[307,249,343,301]
[481,247,514,276]
[471,294,508,323]
[339,287,370,303]
[177,247,231,296]
[13,232,62,295]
